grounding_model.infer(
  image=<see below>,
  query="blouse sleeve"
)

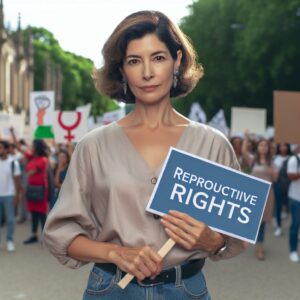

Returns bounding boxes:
[208,134,248,261]
[43,141,100,269]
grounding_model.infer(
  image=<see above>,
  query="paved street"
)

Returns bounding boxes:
[0,217,299,300]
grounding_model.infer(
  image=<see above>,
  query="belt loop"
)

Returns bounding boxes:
[175,265,182,287]
[115,267,122,282]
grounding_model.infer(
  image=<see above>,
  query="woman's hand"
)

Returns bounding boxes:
[161,210,225,253]
[109,245,163,281]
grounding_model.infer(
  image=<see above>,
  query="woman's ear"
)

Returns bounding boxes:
[175,50,182,70]
[119,67,126,80]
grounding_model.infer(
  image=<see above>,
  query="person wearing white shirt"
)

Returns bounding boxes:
[0,140,21,252]
[287,145,300,262]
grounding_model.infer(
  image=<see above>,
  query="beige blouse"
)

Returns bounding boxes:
[43,121,246,269]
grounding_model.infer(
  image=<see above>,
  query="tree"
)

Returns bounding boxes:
[22,27,118,117]
[176,0,300,124]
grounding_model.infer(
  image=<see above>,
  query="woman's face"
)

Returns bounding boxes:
[257,140,269,155]
[232,138,242,154]
[279,143,288,155]
[122,33,181,105]
[58,152,68,166]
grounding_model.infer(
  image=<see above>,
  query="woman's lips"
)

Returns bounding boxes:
[140,85,159,92]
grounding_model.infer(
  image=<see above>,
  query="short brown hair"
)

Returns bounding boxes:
[93,10,204,103]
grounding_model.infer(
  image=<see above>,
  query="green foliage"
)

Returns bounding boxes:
[22,27,118,117]
[178,0,300,124]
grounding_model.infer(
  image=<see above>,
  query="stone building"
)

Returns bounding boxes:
[0,0,63,121]
[0,0,33,118]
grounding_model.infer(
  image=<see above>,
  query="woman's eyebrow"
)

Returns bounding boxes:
[125,51,168,59]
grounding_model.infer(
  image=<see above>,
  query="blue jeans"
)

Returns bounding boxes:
[83,263,211,300]
[257,222,265,243]
[274,182,283,228]
[0,196,15,242]
[289,198,300,252]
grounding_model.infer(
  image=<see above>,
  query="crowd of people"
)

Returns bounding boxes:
[1,127,299,263]
[230,134,300,262]
[0,127,72,251]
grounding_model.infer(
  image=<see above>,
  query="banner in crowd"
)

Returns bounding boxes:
[0,113,25,139]
[274,90,300,144]
[30,91,55,127]
[231,107,266,136]
[102,108,126,125]
[146,148,271,243]
[188,102,207,123]
[208,109,229,136]
[53,111,88,143]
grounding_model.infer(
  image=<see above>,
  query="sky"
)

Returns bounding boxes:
[3,0,193,67]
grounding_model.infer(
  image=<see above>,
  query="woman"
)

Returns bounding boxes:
[24,139,49,244]
[273,143,291,236]
[51,149,70,209]
[43,11,246,299]
[242,132,277,260]
[230,136,250,173]
[10,128,49,244]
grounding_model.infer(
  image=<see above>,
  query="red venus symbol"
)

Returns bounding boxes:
[58,111,82,142]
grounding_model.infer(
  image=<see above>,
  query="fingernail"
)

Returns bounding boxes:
[150,276,156,280]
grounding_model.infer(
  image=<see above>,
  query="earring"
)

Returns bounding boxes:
[173,69,179,88]
[122,78,127,95]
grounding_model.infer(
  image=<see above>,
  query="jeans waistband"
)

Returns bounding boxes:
[95,258,205,286]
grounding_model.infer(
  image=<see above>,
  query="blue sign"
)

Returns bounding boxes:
[146,148,271,244]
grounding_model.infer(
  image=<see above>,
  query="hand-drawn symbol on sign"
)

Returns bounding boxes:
[58,112,82,142]
[34,95,51,125]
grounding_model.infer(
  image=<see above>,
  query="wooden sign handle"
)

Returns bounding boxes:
[117,238,176,289]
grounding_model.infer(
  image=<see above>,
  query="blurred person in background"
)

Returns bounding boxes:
[287,144,300,262]
[9,142,28,223]
[242,132,277,260]
[0,140,21,252]
[10,128,49,244]
[230,136,250,173]
[51,149,70,209]
[273,143,291,237]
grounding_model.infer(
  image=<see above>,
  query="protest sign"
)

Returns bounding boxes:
[102,108,126,124]
[146,148,271,244]
[231,107,266,136]
[188,102,207,123]
[30,91,55,127]
[273,91,300,144]
[53,111,88,143]
[0,113,25,139]
[208,109,229,136]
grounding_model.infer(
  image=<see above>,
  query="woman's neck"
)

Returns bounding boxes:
[128,101,184,129]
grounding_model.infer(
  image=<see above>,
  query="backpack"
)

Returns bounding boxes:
[277,155,300,194]
[10,160,18,176]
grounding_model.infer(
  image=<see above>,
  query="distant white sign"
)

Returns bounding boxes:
[231,107,266,136]
[188,102,207,123]
[53,111,88,143]
[0,113,25,139]
[102,108,126,124]
[30,91,55,127]
[208,109,229,136]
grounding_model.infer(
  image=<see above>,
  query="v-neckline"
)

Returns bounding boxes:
[114,121,192,174]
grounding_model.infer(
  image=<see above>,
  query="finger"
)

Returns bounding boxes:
[161,218,195,245]
[137,262,152,278]
[146,247,162,263]
[161,214,193,235]
[164,228,192,250]
[139,250,160,274]
[125,261,149,281]
[168,210,202,227]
